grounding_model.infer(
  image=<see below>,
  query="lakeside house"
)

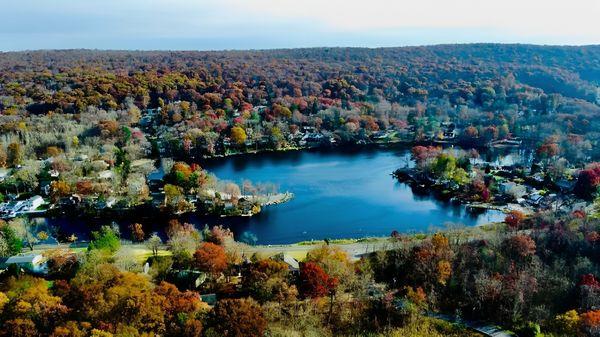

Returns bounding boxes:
[0,195,45,219]
[147,168,166,191]
[499,181,527,199]
[0,254,48,275]
[24,195,44,210]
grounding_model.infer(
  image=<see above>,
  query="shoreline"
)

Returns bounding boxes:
[27,218,507,263]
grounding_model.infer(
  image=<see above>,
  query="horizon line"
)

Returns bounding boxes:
[2,42,600,53]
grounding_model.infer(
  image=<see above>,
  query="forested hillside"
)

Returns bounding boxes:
[2,45,600,337]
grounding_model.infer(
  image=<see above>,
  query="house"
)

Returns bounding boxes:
[0,201,20,218]
[371,130,390,140]
[272,253,300,273]
[571,202,588,213]
[440,122,457,139]
[288,130,305,141]
[0,254,47,274]
[97,197,117,209]
[147,169,165,191]
[74,154,89,162]
[40,181,51,196]
[98,170,114,180]
[25,195,44,210]
[172,270,208,289]
[528,193,544,206]
[252,105,267,113]
[0,196,43,218]
[300,133,326,147]
[200,293,217,306]
[556,179,576,193]
[499,182,527,199]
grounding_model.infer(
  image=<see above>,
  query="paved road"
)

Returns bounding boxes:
[29,238,399,261]
[242,239,400,260]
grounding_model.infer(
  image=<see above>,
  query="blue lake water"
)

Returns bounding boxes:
[43,145,511,244]
[199,146,506,244]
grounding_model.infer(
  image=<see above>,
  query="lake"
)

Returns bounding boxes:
[42,145,517,244]
[198,145,508,244]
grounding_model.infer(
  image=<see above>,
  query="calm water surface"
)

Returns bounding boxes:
[43,146,514,244]
[199,146,506,244]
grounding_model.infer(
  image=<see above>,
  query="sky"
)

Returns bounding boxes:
[1,0,599,51]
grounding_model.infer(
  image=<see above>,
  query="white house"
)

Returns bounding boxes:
[24,195,44,211]
[98,170,114,180]
[0,254,48,274]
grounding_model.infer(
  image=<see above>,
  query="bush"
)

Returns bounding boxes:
[88,226,120,253]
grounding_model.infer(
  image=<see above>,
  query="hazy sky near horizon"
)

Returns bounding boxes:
[1,0,599,51]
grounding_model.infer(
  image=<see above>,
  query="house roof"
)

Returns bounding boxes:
[0,254,42,264]
[98,170,114,179]
[273,253,299,270]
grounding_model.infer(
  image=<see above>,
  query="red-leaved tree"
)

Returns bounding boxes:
[299,262,338,299]
[193,242,228,275]
[505,210,525,230]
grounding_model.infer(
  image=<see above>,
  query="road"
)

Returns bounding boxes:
[241,239,400,260]
[28,238,399,262]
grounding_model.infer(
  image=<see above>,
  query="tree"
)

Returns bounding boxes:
[299,261,338,299]
[75,181,94,196]
[193,242,227,275]
[505,210,526,230]
[163,184,183,207]
[581,310,600,335]
[574,163,600,200]
[305,245,353,289]
[0,291,7,313]
[210,298,266,337]
[0,224,23,256]
[7,142,22,167]
[50,321,87,337]
[1,318,38,337]
[129,223,144,242]
[145,234,162,257]
[153,281,205,335]
[168,223,201,266]
[554,310,581,336]
[1,276,68,334]
[71,268,166,333]
[538,139,560,159]
[88,226,120,253]
[242,259,296,303]
[46,146,62,158]
[230,126,247,146]
[205,225,234,245]
[406,233,454,291]
[50,181,71,202]
[502,235,536,262]
[46,249,78,279]
[0,144,7,167]
[411,146,441,169]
